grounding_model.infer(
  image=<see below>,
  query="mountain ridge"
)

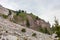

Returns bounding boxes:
[0,4,52,34]
[0,16,54,40]
[0,4,56,40]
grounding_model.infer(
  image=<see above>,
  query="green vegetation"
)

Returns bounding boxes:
[15,10,27,20]
[26,19,30,28]
[0,13,8,19]
[8,10,52,35]
[44,28,50,34]
[18,10,21,13]
[51,17,60,40]
[16,10,25,16]
[36,16,39,20]
[32,33,36,37]
[8,10,12,16]
[2,14,8,19]
[12,10,28,24]
[19,13,27,20]
[6,31,8,33]
[14,10,39,22]
[21,10,24,13]
[38,26,50,35]
[16,10,21,15]
[39,26,44,32]
[21,28,26,33]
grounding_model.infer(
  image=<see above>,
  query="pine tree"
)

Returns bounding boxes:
[53,17,60,39]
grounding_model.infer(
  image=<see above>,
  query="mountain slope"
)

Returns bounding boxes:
[0,5,52,34]
[0,17,54,40]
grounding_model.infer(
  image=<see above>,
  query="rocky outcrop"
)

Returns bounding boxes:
[0,5,9,15]
[27,15,50,30]
[0,4,52,34]
[0,17,54,40]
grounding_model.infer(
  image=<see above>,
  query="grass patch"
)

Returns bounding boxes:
[2,14,8,19]
[19,13,27,20]
[0,14,8,19]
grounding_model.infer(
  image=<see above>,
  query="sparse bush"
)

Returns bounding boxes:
[16,10,21,16]
[18,10,21,13]
[8,10,12,16]
[6,31,8,33]
[21,28,26,32]
[44,28,50,34]
[38,26,50,34]
[36,16,39,20]
[2,14,8,19]
[32,33,36,37]
[26,19,30,28]
[52,17,60,39]
[39,26,44,33]
[22,10,24,12]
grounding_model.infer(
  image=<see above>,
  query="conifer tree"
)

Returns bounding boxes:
[53,17,60,39]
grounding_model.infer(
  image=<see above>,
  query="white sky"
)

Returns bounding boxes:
[0,0,60,25]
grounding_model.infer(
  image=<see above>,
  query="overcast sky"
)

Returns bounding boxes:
[0,0,60,25]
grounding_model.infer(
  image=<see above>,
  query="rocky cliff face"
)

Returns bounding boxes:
[0,17,54,40]
[0,5,9,15]
[12,14,51,34]
[0,4,56,40]
[0,5,52,34]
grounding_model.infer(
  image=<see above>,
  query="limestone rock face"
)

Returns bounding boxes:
[0,35,18,40]
[0,17,54,40]
[0,5,51,34]
[0,5,54,40]
[0,5,9,15]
